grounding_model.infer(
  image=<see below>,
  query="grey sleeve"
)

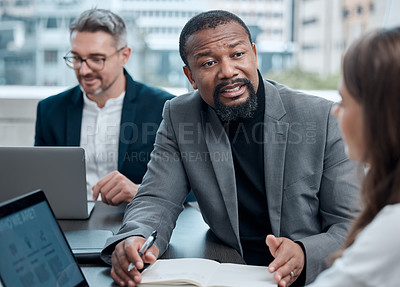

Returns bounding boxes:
[101,100,190,261]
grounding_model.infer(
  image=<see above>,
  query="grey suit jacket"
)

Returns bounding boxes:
[102,79,360,284]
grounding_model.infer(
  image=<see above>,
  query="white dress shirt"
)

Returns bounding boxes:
[80,92,125,199]
[306,203,400,287]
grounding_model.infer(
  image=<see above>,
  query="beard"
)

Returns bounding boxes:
[78,73,119,96]
[213,78,258,122]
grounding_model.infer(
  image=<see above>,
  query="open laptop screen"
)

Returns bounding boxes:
[0,190,88,287]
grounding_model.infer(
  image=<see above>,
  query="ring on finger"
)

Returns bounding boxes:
[290,271,295,279]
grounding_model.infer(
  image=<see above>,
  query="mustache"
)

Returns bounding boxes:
[80,74,98,80]
[214,78,251,95]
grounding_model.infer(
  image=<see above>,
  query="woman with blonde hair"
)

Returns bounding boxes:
[306,26,400,286]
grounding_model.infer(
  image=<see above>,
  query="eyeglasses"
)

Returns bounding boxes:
[63,47,125,71]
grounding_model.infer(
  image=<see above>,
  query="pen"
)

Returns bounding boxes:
[127,230,157,272]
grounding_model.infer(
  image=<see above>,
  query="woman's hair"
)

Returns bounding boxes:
[340,26,400,252]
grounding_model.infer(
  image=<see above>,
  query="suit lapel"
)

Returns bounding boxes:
[66,88,83,146]
[118,71,137,171]
[262,80,288,236]
[200,79,289,247]
[201,103,241,244]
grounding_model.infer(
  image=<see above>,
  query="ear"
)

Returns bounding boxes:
[120,46,131,66]
[252,43,258,69]
[183,66,198,90]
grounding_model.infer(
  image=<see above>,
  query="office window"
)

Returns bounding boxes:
[44,50,57,63]
[0,0,394,91]
[303,17,318,25]
[343,9,350,18]
[302,44,318,51]
[15,0,32,6]
[370,3,375,12]
[26,19,35,34]
[47,17,58,28]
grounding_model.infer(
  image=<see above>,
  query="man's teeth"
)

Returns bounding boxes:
[224,86,241,92]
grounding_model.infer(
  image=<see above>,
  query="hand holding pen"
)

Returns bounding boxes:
[128,230,158,272]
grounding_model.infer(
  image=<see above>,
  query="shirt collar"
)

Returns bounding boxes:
[82,90,126,110]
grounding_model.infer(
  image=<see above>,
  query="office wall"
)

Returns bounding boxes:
[0,98,38,146]
[0,86,186,147]
[0,86,67,147]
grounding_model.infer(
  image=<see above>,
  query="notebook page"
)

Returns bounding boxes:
[139,258,220,286]
[207,263,275,287]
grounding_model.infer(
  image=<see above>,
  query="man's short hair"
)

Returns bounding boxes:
[70,8,127,48]
[179,10,252,68]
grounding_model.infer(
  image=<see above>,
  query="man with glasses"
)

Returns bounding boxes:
[35,8,174,206]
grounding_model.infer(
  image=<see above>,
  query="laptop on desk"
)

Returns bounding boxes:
[64,229,114,264]
[0,190,89,287]
[0,147,94,219]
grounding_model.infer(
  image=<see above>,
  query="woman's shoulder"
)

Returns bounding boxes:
[360,203,400,241]
[375,203,400,222]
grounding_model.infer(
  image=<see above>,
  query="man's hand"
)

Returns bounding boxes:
[92,171,139,205]
[111,236,159,287]
[266,235,305,287]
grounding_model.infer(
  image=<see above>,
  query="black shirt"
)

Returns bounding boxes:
[224,75,274,266]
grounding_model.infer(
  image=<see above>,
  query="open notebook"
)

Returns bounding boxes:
[138,258,276,287]
[0,189,89,287]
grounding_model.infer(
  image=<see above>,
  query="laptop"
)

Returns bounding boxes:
[0,147,94,219]
[0,190,89,287]
[64,229,114,263]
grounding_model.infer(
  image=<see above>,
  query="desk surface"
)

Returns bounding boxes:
[59,201,126,234]
[59,202,244,286]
